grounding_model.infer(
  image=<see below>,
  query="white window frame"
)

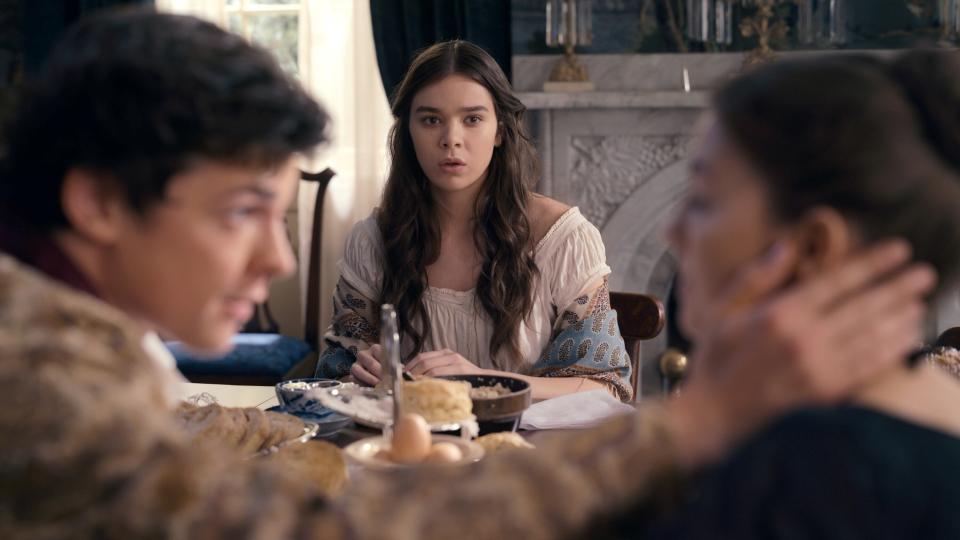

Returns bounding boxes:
[223,0,303,51]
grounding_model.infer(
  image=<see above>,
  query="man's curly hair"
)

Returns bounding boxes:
[0,7,329,230]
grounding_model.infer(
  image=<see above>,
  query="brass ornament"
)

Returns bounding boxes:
[739,0,789,67]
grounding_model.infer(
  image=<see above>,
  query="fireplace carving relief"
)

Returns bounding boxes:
[570,135,691,228]
[521,97,702,398]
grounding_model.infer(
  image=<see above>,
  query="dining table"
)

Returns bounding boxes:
[178,382,638,448]
[179,382,383,447]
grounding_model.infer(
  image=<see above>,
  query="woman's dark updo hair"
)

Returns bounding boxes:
[714,50,960,293]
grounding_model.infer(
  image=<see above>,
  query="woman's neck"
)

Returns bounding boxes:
[854,362,960,438]
[431,180,483,234]
[425,178,486,291]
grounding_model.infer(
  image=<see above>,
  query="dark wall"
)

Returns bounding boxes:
[23,0,151,76]
[0,0,19,87]
[371,0,512,100]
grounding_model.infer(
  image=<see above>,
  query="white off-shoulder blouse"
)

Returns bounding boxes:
[335,207,611,369]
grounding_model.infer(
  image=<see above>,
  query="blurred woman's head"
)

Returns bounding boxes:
[670,51,960,340]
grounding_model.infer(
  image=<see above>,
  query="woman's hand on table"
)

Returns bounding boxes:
[350,345,383,386]
[669,239,936,468]
[406,349,486,377]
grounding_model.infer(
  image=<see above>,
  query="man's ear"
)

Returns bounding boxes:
[60,168,127,245]
[793,206,855,281]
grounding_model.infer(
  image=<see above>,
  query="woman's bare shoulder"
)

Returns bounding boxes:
[528,194,572,244]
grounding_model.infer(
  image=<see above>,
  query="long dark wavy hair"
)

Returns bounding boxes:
[378,41,540,370]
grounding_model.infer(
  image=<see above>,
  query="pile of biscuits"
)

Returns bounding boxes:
[175,403,306,455]
[474,432,535,453]
[264,439,348,496]
[175,403,348,496]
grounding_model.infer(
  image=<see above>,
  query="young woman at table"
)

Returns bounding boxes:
[619,50,960,539]
[317,41,633,401]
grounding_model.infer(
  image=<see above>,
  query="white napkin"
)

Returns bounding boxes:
[519,389,636,430]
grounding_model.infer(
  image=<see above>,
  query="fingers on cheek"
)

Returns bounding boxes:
[761,303,800,338]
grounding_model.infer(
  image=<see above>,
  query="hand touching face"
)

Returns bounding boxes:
[668,239,935,468]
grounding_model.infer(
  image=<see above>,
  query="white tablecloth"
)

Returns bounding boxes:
[178,382,279,410]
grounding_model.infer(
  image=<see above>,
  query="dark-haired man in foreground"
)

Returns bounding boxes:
[0,8,935,539]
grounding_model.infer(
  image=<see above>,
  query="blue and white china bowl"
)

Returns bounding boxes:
[265,405,353,438]
[275,378,341,415]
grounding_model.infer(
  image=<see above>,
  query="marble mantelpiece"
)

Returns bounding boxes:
[518,90,710,110]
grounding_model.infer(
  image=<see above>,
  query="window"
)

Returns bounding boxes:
[226,0,301,76]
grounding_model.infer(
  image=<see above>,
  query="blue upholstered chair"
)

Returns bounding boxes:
[171,168,335,386]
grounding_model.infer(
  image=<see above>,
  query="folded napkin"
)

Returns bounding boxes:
[519,389,636,430]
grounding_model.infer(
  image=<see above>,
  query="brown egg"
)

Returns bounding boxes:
[424,442,463,464]
[390,413,431,463]
[374,448,393,463]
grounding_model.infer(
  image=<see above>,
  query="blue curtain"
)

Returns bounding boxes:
[23,0,152,76]
[370,0,511,100]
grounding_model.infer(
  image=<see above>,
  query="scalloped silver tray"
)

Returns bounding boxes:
[310,382,478,437]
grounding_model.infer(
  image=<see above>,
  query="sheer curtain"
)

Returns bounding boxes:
[300,0,391,347]
[155,0,391,345]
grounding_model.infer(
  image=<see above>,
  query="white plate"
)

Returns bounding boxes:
[343,434,484,470]
[310,383,478,437]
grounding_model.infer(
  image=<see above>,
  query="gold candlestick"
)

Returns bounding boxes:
[739,0,789,66]
[548,43,589,83]
[544,0,594,92]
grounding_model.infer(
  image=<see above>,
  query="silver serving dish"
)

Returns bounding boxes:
[311,383,478,437]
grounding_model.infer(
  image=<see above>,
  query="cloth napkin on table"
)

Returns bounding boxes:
[519,389,637,430]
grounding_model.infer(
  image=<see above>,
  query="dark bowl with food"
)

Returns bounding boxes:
[438,374,531,435]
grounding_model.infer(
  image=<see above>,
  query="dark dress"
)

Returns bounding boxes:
[630,405,960,539]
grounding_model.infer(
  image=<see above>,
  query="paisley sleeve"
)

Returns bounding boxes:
[529,276,633,402]
[315,277,379,378]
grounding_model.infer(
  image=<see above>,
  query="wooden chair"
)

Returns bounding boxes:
[609,291,666,399]
[172,168,336,385]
